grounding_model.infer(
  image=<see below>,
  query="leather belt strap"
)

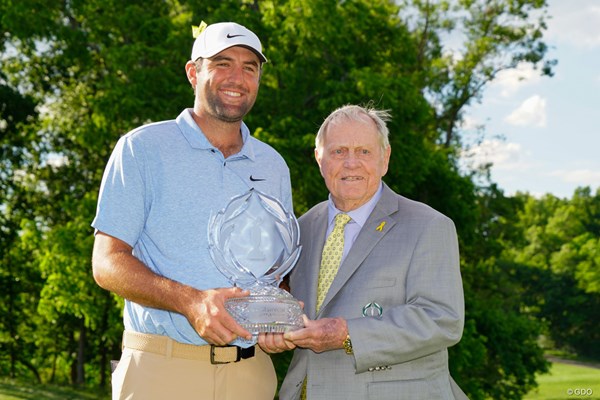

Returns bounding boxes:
[122,331,255,364]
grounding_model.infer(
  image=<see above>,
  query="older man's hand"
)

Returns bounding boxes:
[283,315,348,353]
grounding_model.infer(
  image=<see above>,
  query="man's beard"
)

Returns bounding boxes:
[204,87,256,123]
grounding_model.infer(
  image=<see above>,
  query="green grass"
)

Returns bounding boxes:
[0,378,109,400]
[524,362,600,400]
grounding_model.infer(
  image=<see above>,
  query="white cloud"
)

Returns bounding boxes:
[549,169,600,186]
[491,63,543,97]
[463,139,529,170]
[505,95,547,127]
[460,115,480,131]
[547,1,600,48]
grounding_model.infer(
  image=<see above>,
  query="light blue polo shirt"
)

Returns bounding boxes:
[92,108,293,346]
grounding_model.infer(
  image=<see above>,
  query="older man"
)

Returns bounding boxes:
[261,105,467,399]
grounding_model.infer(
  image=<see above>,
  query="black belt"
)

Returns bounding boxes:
[211,344,255,364]
[122,331,256,364]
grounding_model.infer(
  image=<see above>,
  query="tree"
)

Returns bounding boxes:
[0,0,557,397]
[404,0,555,148]
[1,0,192,386]
[504,190,600,359]
[0,66,42,381]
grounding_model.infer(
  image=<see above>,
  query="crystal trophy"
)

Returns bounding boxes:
[208,189,303,335]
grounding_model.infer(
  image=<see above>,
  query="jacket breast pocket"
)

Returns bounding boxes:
[361,277,397,289]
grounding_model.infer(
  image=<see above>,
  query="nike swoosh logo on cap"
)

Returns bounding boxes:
[249,175,266,181]
[227,34,245,38]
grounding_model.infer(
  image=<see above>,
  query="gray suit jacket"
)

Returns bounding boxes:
[279,184,467,400]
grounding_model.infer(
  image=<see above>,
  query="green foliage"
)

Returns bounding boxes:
[0,220,45,382]
[0,0,565,398]
[453,259,549,400]
[498,189,600,359]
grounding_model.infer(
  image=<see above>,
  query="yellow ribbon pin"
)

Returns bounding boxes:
[376,221,386,231]
[192,21,208,38]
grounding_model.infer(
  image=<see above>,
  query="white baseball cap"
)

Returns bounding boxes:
[191,22,267,63]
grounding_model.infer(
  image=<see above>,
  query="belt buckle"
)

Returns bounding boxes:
[210,345,240,365]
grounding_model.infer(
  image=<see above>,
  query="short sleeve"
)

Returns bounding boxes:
[91,135,147,247]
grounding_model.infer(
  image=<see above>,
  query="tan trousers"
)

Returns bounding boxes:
[112,340,277,399]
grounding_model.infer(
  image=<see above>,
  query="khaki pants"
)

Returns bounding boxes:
[112,338,277,400]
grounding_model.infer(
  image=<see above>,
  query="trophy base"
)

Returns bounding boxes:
[225,290,304,335]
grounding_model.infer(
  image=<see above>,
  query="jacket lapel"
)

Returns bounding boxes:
[316,184,399,317]
[303,204,329,319]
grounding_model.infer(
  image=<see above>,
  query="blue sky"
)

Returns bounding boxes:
[462,0,600,199]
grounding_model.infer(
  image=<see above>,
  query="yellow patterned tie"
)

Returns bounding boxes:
[316,213,352,313]
[301,213,351,400]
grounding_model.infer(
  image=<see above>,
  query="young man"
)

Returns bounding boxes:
[92,22,290,399]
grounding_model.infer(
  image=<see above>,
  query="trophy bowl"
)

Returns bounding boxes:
[208,189,304,335]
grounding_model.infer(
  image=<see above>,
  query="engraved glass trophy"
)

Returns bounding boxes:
[208,189,303,336]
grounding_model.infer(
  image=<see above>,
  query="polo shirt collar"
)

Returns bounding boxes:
[176,108,256,161]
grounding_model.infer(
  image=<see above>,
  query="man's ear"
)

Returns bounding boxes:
[314,147,321,165]
[382,145,391,176]
[314,147,326,178]
[184,61,197,88]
